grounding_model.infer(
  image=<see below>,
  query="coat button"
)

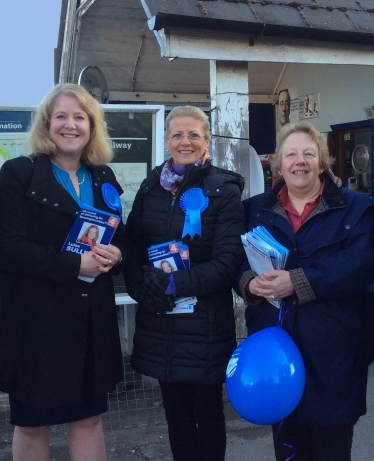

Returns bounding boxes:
[345,224,350,229]
[207,190,210,193]
[31,191,35,195]
[43,198,47,202]
[216,188,220,192]
[94,183,98,186]
[54,203,58,207]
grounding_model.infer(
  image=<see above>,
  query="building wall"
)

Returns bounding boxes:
[280,63,374,133]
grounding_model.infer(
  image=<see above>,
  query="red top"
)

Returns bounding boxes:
[277,180,325,233]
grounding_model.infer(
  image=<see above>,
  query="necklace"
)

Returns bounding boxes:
[73,173,85,186]
[51,160,85,187]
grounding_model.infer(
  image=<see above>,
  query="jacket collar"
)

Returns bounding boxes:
[260,170,347,211]
[26,154,115,216]
[143,161,245,197]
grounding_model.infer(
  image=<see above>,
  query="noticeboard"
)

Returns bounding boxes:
[102,105,165,223]
[102,105,165,294]
[0,108,34,167]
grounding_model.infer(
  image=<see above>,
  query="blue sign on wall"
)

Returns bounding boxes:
[0,111,33,133]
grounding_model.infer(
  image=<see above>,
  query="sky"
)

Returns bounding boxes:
[1,0,62,107]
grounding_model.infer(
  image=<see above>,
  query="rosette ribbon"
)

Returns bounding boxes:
[179,188,209,238]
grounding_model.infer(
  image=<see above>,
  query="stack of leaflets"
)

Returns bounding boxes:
[241,226,289,308]
[147,241,197,314]
[62,205,120,283]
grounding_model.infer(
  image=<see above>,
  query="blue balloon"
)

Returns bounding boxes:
[226,326,305,425]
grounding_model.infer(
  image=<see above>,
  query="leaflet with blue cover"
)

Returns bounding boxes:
[62,205,120,283]
[147,241,197,313]
[241,226,289,309]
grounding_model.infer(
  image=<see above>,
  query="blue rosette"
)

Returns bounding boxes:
[101,183,123,228]
[179,188,209,238]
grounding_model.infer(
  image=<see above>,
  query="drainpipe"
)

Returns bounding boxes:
[59,0,97,83]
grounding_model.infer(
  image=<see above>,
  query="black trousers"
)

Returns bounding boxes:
[158,381,226,461]
[272,413,354,461]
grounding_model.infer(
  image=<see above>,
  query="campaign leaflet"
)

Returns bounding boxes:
[147,241,197,314]
[241,226,289,309]
[62,205,120,283]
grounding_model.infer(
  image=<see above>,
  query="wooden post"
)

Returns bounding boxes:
[210,60,249,341]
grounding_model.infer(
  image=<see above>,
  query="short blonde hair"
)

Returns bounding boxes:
[165,106,211,141]
[271,121,333,174]
[25,83,113,165]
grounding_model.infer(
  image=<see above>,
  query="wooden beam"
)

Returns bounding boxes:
[110,92,275,104]
[159,28,374,66]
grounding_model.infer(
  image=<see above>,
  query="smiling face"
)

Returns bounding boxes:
[279,132,323,197]
[166,116,209,168]
[87,226,98,240]
[161,261,173,273]
[49,95,91,159]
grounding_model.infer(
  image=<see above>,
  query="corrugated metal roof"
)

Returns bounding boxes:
[142,0,374,44]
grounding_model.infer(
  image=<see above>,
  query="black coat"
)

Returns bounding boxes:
[0,154,124,407]
[237,174,374,424]
[124,162,246,385]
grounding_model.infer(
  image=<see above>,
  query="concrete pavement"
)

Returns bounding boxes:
[0,365,374,460]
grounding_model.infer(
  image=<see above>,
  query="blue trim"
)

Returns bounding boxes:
[330,119,374,132]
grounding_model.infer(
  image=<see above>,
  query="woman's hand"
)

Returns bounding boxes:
[79,243,122,277]
[248,270,293,301]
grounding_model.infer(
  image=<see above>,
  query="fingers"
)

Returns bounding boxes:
[250,277,279,300]
[90,244,122,271]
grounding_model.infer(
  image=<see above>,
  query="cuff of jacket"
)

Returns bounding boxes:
[289,268,316,305]
[239,270,263,306]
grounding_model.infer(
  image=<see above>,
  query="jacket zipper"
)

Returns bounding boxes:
[165,167,195,380]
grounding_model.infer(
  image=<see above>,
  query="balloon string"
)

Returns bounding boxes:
[276,302,297,461]
[277,300,296,327]
[275,420,296,461]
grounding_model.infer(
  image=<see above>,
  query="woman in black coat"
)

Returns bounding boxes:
[123,105,246,461]
[0,84,124,460]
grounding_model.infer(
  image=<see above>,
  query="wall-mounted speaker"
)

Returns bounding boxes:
[364,106,374,119]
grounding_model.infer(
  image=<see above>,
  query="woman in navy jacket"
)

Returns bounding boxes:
[236,121,374,461]
[0,84,124,460]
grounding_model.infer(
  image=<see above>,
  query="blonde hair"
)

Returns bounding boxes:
[160,260,174,273]
[165,105,211,142]
[25,83,113,165]
[271,121,333,174]
[81,225,100,242]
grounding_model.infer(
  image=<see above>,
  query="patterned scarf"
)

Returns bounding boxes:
[160,152,212,194]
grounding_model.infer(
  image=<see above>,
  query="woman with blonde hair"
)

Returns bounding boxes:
[0,83,125,461]
[124,105,245,461]
[78,225,100,246]
[159,260,174,274]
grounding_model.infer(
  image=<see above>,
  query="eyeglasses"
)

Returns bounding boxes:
[167,133,204,141]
